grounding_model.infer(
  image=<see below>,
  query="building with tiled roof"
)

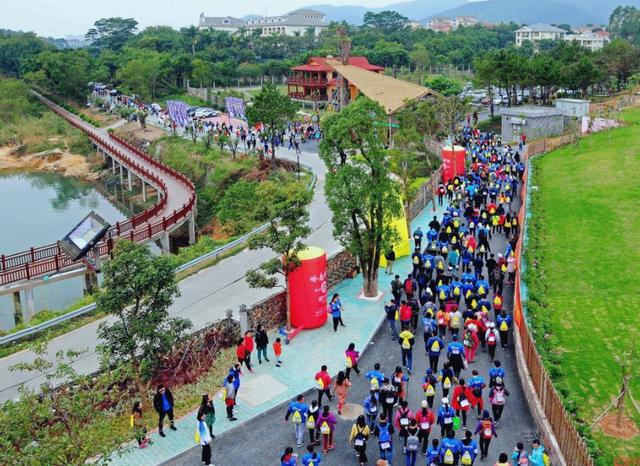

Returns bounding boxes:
[198,9,328,36]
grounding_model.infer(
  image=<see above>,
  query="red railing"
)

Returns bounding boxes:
[287,77,328,86]
[0,93,197,285]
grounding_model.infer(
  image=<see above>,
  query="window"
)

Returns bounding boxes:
[223,19,230,25]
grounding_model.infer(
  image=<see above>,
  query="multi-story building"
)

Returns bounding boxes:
[287,56,385,104]
[515,23,566,47]
[198,9,328,36]
[426,16,480,32]
[564,32,610,51]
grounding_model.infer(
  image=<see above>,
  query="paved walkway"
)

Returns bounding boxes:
[0,141,335,402]
[110,192,449,466]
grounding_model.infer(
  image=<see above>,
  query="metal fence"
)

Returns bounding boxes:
[513,140,594,466]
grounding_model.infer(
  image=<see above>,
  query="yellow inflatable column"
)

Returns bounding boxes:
[380,204,411,268]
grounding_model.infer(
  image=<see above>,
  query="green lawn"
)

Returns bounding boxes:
[528,108,640,463]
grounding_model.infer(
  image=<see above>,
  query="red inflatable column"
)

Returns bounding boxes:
[441,145,467,182]
[288,246,328,329]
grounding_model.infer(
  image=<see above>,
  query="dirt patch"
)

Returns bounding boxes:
[114,122,165,146]
[0,145,94,178]
[201,219,233,241]
[598,411,640,440]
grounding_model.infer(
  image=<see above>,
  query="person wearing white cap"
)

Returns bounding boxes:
[414,399,435,455]
[485,321,500,361]
[437,397,456,437]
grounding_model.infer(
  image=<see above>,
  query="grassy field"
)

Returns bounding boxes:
[528,107,640,463]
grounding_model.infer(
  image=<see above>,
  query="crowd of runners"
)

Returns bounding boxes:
[277,128,550,466]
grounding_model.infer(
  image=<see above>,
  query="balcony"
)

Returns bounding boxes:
[287,77,328,86]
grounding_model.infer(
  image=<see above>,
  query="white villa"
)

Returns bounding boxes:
[198,9,328,36]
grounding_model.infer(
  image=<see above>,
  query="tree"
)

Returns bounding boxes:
[425,76,463,97]
[369,39,409,69]
[246,83,296,169]
[600,38,640,90]
[434,95,471,144]
[191,58,214,87]
[3,342,129,465]
[409,44,429,83]
[86,17,138,50]
[609,6,640,44]
[363,11,409,34]
[96,240,191,406]
[116,50,166,100]
[30,49,93,101]
[320,98,401,297]
[244,182,313,322]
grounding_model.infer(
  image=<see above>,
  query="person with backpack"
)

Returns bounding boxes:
[332,371,351,415]
[223,375,237,422]
[422,368,438,408]
[349,414,370,466]
[436,307,450,338]
[449,305,463,338]
[512,442,529,465]
[413,227,424,250]
[403,419,421,466]
[439,362,457,398]
[488,377,510,425]
[463,326,480,363]
[412,247,423,276]
[366,363,385,399]
[280,446,298,466]
[301,444,322,466]
[485,323,500,361]
[196,411,213,466]
[306,400,320,446]
[199,393,216,438]
[415,399,435,455]
[437,397,456,437]
[392,366,409,403]
[460,429,479,465]
[440,430,463,465]
[315,365,332,406]
[447,334,467,378]
[474,410,497,460]
[255,324,269,364]
[489,360,506,388]
[345,343,361,379]
[153,384,177,437]
[380,377,397,422]
[468,370,487,419]
[364,393,379,428]
[529,439,549,466]
[316,405,337,455]
[452,378,474,430]
[496,311,512,348]
[285,394,310,447]
[427,438,441,466]
[384,299,400,341]
[398,328,415,374]
[373,413,395,463]
[399,300,413,331]
[404,274,418,300]
[394,399,414,444]
[391,275,403,306]
[329,293,346,332]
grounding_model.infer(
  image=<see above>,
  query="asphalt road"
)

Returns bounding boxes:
[165,191,539,466]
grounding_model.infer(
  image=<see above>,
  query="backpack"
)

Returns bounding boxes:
[543,452,551,466]
[443,376,452,389]
[453,286,461,296]
[401,337,411,350]
[316,378,325,389]
[413,255,420,265]
[463,332,473,347]
[451,314,461,328]
[493,295,502,307]
[461,450,473,465]
[478,285,485,295]
[291,409,303,424]
[370,377,380,391]
[425,258,432,269]
[406,432,420,451]
[320,420,331,435]
[346,356,353,368]
[354,427,367,448]
[443,447,455,464]
[493,387,506,405]
[424,382,436,397]
[439,290,446,300]
[482,419,493,439]
[500,320,509,331]
[487,330,497,345]
[378,423,391,447]
[430,340,441,352]
[404,279,414,294]
[306,414,316,429]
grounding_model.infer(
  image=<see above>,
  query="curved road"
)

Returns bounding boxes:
[0,141,337,402]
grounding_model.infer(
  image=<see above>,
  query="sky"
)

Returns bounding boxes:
[2,0,394,37]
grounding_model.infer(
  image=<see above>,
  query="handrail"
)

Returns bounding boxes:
[0,92,197,285]
[0,165,316,345]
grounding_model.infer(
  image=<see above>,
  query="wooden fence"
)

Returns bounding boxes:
[513,141,594,466]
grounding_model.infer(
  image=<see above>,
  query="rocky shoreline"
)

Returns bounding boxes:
[0,145,101,180]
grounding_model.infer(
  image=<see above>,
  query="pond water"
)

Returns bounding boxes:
[0,171,132,330]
